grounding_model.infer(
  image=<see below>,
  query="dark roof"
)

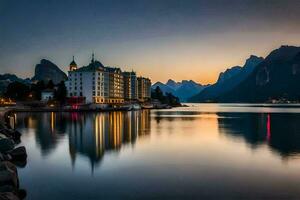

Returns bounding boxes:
[105,66,122,73]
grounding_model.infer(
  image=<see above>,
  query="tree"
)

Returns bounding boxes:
[151,86,181,106]
[30,80,45,100]
[151,86,164,100]
[5,82,30,101]
[46,80,55,89]
[165,92,180,106]
[54,81,67,104]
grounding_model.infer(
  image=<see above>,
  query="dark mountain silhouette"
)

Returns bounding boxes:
[32,59,67,84]
[189,55,263,102]
[152,79,207,102]
[218,45,300,102]
[217,66,242,84]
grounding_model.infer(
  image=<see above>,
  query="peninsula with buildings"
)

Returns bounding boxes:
[0,54,181,110]
[66,54,151,107]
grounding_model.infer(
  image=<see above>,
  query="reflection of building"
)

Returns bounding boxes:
[14,112,67,156]
[67,110,151,169]
[137,77,151,102]
[138,110,151,136]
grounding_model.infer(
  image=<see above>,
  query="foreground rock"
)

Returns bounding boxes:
[0,117,27,200]
[0,139,14,154]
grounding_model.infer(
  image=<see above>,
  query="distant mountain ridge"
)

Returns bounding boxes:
[152,79,207,102]
[189,55,264,102]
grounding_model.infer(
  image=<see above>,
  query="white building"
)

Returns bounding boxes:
[66,55,111,104]
[41,89,55,101]
[66,55,150,105]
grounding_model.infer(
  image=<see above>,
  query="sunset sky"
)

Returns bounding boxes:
[1,0,300,84]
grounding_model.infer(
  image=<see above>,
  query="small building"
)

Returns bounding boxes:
[41,89,55,101]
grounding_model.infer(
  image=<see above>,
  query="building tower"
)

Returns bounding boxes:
[69,56,77,71]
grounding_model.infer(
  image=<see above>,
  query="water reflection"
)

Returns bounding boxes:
[15,110,151,167]
[67,110,151,168]
[218,113,300,158]
[14,110,300,162]
[15,112,67,155]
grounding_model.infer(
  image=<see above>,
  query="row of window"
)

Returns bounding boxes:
[94,98,124,104]
[69,92,83,97]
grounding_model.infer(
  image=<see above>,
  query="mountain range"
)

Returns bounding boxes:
[189,45,300,103]
[189,55,264,102]
[152,79,207,102]
[2,45,300,103]
[217,45,300,102]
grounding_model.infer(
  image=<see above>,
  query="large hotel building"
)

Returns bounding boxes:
[66,55,151,104]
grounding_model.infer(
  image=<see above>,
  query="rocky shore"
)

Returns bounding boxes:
[0,112,27,200]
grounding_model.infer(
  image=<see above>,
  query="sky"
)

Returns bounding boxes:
[1,0,300,84]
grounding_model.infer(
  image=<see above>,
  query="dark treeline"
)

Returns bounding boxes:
[151,86,181,106]
[5,80,67,104]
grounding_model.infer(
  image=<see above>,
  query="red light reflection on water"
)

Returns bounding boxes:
[266,114,271,142]
[71,112,79,121]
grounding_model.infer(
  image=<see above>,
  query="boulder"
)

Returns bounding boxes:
[0,147,27,168]
[0,192,20,200]
[0,162,17,175]
[0,139,14,153]
[0,170,19,188]
[0,186,26,200]
[0,129,21,143]
[6,147,27,162]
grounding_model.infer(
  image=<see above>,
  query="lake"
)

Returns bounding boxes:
[13,104,300,199]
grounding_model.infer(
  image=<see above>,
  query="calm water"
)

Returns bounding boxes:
[12,104,300,199]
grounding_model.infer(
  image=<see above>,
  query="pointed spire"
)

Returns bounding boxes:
[92,52,95,63]
[72,55,75,62]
